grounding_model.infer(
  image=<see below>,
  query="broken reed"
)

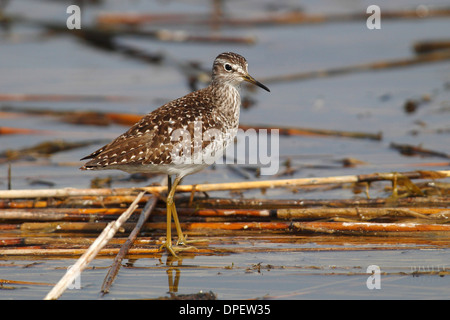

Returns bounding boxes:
[0,169,449,261]
[0,174,448,228]
[1,204,450,223]
[0,169,448,199]
[96,7,450,27]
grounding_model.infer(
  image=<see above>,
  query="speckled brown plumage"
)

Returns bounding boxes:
[80,52,269,179]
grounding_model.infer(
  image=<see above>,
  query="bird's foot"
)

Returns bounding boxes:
[176,234,209,246]
[160,240,178,257]
[160,238,200,257]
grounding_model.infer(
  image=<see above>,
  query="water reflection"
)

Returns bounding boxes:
[166,255,181,294]
[160,255,217,299]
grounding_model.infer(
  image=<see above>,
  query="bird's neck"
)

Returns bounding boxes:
[210,82,241,129]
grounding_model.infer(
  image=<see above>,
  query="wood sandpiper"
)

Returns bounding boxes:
[80,52,270,256]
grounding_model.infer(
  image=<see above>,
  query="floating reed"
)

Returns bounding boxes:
[43,191,146,300]
[0,140,105,163]
[190,196,450,209]
[261,50,450,84]
[96,7,450,27]
[0,93,130,103]
[0,127,48,136]
[0,245,431,257]
[292,221,450,234]
[2,206,449,223]
[239,124,382,141]
[390,142,450,159]
[1,170,448,199]
[0,278,54,287]
[0,169,448,298]
[0,107,383,140]
[414,40,450,54]
[101,178,164,295]
[12,219,450,235]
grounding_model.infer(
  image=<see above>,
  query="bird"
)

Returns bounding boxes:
[80,52,270,256]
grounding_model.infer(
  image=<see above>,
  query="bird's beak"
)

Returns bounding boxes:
[243,74,270,92]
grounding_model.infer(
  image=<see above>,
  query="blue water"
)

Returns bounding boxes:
[0,0,449,300]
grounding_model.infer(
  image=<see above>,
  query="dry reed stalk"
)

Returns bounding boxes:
[222,234,450,247]
[1,140,104,163]
[0,278,54,286]
[101,181,162,294]
[63,112,142,127]
[159,221,450,234]
[0,127,49,135]
[167,170,450,193]
[390,142,450,159]
[403,162,450,167]
[21,222,111,232]
[4,194,449,212]
[184,221,291,231]
[96,7,450,27]
[0,245,440,257]
[0,210,93,221]
[0,93,130,102]
[0,107,381,140]
[11,205,447,224]
[17,221,288,234]
[155,207,450,222]
[6,207,448,244]
[0,236,155,250]
[190,196,450,209]
[0,208,133,221]
[239,124,382,141]
[292,221,450,233]
[221,245,443,254]
[2,234,443,253]
[61,195,151,207]
[0,238,22,246]
[261,50,450,84]
[277,207,449,220]
[104,112,141,126]
[0,247,161,257]
[0,170,448,199]
[44,19,256,45]
[43,191,145,300]
[0,187,134,199]
[0,199,54,209]
[0,107,141,127]
[0,224,19,230]
[20,236,153,247]
[181,208,272,217]
[414,40,450,54]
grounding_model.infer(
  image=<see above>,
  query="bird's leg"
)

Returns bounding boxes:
[160,175,178,257]
[167,176,189,245]
[163,200,177,257]
[171,200,207,246]
[161,175,205,256]
[161,175,195,256]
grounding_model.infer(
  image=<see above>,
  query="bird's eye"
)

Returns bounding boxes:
[224,63,233,72]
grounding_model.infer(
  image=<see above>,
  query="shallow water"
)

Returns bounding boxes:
[0,0,449,300]
[2,243,450,300]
